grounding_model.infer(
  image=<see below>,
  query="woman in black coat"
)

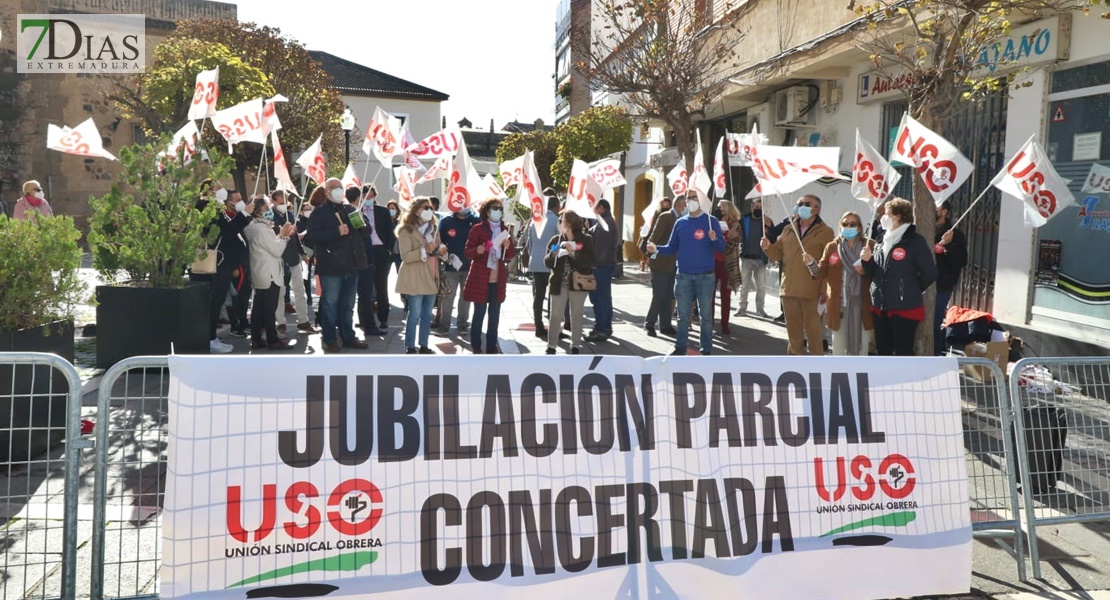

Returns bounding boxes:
[861,198,938,356]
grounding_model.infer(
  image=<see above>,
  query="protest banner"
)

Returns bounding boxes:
[407,128,463,160]
[46,118,117,161]
[296,135,326,187]
[187,66,219,121]
[211,98,267,151]
[890,114,973,205]
[713,137,728,198]
[163,355,972,600]
[852,129,901,210]
[270,130,296,194]
[519,150,548,235]
[364,107,403,168]
[667,163,689,197]
[990,135,1075,228]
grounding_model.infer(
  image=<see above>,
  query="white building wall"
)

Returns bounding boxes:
[343,97,444,203]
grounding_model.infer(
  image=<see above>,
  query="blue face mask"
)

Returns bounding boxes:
[841,227,859,240]
[262,208,274,221]
[795,205,813,220]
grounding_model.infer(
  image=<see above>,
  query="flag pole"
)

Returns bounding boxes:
[949,186,991,231]
[251,144,267,198]
[773,191,808,267]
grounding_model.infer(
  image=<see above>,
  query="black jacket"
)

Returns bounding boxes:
[864,224,938,312]
[302,202,369,276]
[363,203,397,259]
[208,208,250,269]
[544,233,595,295]
[590,212,619,267]
[934,222,968,293]
[273,210,304,267]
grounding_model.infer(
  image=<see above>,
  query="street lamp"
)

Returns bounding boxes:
[340,107,356,165]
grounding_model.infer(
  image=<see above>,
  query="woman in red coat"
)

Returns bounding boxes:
[463,198,516,353]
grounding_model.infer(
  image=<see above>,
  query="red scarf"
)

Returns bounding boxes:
[24,193,44,208]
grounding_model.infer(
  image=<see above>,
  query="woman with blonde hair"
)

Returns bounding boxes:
[395,196,446,354]
[819,211,874,355]
[14,180,53,220]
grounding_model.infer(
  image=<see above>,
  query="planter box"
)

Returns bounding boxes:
[96,282,210,368]
[0,319,74,464]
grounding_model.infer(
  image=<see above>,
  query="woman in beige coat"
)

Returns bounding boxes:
[818,211,874,355]
[396,197,446,354]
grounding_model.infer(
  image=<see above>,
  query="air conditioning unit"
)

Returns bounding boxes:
[775,86,813,126]
[746,103,771,136]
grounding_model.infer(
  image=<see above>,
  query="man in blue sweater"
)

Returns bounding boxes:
[647,190,726,355]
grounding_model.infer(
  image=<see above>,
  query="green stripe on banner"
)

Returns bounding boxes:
[820,511,917,537]
[228,551,378,588]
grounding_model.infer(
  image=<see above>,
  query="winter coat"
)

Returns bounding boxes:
[395,223,441,296]
[544,233,596,295]
[302,201,369,276]
[717,217,743,289]
[646,209,678,273]
[462,220,516,304]
[818,238,875,332]
[242,219,289,290]
[863,224,938,313]
[590,212,619,268]
[764,217,834,300]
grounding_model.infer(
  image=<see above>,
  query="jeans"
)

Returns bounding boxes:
[440,269,471,329]
[645,270,675,330]
[674,272,715,354]
[532,272,550,329]
[934,290,953,355]
[319,272,359,345]
[738,258,767,313]
[251,283,280,345]
[470,283,502,352]
[405,294,435,350]
[590,265,614,333]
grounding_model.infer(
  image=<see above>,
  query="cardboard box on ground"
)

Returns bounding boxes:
[962,329,1011,382]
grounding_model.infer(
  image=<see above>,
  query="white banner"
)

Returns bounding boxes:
[519,150,549,235]
[417,156,452,185]
[162,120,200,165]
[187,66,219,121]
[852,129,901,209]
[499,155,525,190]
[211,98,267,150]
[726,124,768,167]
[992,135,1076,228]
[1081,163,1110,195]
[295,135,326,186]
[46,118,117,161]
[691,130,712,201]
[750,145,846,196]
[890,114,974,205]
[393,166,417,208]
[342,164,362,190]
[363,107,403,168]
[713,136,728,198]
[261,94,288,136]
[564,158,596,221]
[164,355,972,600]
[271,131,296,194]
[588,158,626,190]
[667,162,689,197]
[406,128,463,160]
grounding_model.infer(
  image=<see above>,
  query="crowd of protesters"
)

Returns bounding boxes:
[173,173,963,357]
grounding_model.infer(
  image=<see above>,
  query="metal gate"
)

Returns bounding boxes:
[881,94,1008,313]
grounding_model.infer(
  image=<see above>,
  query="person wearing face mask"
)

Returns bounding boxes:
[302,178,370,353]
[395,197,446,354]
[646,191,726,355]
[462,198,516,354]
[526,196,561,339]
[356,184,396,333]
[544,211,596,354]
[436,203,481,335]
[860,198,938,356]
[586,199,618,342]
[196,184,252,352]
[296,200,316,316]
[643,196,685,337]
[737,197,775,318]
[933,200,968,355]
[243,197,298,350]
[271,190,316,334]
[14,180,53,220]
[760,194,834,355]
[818,212,875,356]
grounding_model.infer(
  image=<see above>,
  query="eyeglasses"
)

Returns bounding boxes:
[33,188,42,192]
[797,201,814,207]
[841,222,860,227]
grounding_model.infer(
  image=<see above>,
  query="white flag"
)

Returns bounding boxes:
[1081,163,1110,195]
[363,107,402,168]
[295,135,325,186]
[162,120,200,165]
[726,123,768,167]
[588,158,626,190]
[417,157,451,185]
[691,130,712,200]
[667,162,689,197]
[393,166,417,209]
[890,114,974,205]
[565,159,596,222]
[210,98,266,150]
[500,155,526,190]
[270,130,296,194]
[852,129,901,209]
[446,142,476,213]
[399,124,424,171]
[261,94,288,136]
[46,118,117,161]
[187,66,219,121]
[713,136,728,198]
[519,151,548,235]
[405,128,463,159]
[342,164,361,189]
[750,145,846,196]
[992,135,1075,228]
[481,174,507,201]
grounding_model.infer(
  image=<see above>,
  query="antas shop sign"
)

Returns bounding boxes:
[856,14,1070,104]
[17,14,145,74]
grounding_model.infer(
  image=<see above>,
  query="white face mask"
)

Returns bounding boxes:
[34,191,45,200]
[489,209,503,223]
[274,204,287,214]
[880,214,894,231]
[687,200,700,214]
[420,209,434,222]
[388,208,398,218]
[214,188,228,202]
[329,188,344,203]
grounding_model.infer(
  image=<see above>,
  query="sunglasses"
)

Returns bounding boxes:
[797,202,814,208]
[841,222,860,227]
[33,188,42,192]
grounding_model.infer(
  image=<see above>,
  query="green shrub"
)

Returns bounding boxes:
[87,136,232,288]
[0,214,84,332]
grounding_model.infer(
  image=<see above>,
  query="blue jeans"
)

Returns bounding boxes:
[406,294,435,350]
[934,290,953,355]
[590,265,615,333]
[674,272,715,354]
[470,283,502,352]
[319,273,358,345]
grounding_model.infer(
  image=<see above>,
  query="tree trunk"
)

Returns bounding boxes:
[232,167,247,199]
[672,117,695,173]
[910,107,944,357]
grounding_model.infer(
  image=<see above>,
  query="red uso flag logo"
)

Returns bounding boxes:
[852,129,901,208]
[829,253,840,265]
[892,248,906,261]
[694,229,706,240]
[991,135,1076,228]
[890,114,973,205]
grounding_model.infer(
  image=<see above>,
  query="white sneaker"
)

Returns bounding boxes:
[209,339,233,354]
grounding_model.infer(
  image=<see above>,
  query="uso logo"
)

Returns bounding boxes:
[829,253,840,265]
[892,248,906,261]
[693,229,706,240]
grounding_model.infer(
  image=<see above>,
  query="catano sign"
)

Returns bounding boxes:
[973,14,1071,75]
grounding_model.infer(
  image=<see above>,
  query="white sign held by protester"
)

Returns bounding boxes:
[750,145,845,196]
[187,66,219,121]
[667,162,689,197]
[519,150,548,235]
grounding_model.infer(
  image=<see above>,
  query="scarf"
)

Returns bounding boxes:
[838,237,866,355]
[838,238,863,304]
[880,223,909,262]
[419,222,439,276]
[487,221,503,270]
[24,193,44,208]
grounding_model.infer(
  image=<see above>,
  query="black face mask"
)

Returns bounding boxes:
[753,209,763,218]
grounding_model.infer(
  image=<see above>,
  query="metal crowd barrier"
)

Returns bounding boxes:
[1,352,86,600]
[1009,356,1110,580]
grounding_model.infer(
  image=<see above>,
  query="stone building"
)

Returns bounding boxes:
[0,0,237,227]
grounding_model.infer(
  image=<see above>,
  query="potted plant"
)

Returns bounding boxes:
[88,137,232,367]
[0,213,84,463]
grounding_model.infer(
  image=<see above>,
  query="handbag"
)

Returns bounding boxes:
[191,249,217,274]
[572,270,597,291]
